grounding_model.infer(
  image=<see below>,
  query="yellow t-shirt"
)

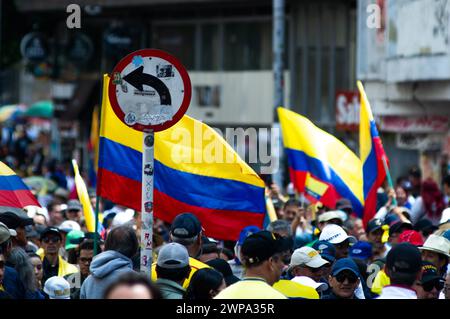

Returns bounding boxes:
[273,279,319,299]
[151,257,210,289]
[371,269,390,295]
[214,277,287,299]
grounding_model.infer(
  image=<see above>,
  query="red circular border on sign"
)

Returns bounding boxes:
[108,49,192,132]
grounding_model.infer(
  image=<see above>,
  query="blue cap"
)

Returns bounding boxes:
[349,241,373,260]
[238,225,261,245]
[312,240,336,263]
[384,213,400,226]
[331,258,360,277]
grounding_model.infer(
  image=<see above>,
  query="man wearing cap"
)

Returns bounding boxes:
[349,241,373,264]
[228,225,260,279]
[288,246,329,283]
[65,200,83,224]
[39,227,78,285]
[46,202,65,227]
[43,276,71,299]
[322,258,361,299]
[366,218,387,259]
[419,234,450,277]
[215,231,287,299]
[155,243,191,299]
[151,213,210,288]
[319,224,357,260]
[377,243,423,299]
[1,221,28,299]
[414,261,444,299]
[317,211,344,230]
[0,206,34,249]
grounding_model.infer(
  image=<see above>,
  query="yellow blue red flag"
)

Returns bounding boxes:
[358,81,388,226]
[97,75,265,240]
[278,107,364,215]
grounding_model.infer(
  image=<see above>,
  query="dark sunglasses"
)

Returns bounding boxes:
[79,257,93,264]
[335,272,358,284]
[421,280,444,292]
[42,237,61,243]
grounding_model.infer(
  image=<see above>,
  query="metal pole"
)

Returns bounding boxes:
[272,0,285,189]
[140,130,154,274]
[93,195,100,256]
[382,155,397,206]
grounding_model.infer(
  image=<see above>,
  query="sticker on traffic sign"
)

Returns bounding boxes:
[108,49,191,132]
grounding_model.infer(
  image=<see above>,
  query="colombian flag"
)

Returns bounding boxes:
[278,107,364,215]
[358,81,388,226]
[97,75,265,240]
[0,161,40,207]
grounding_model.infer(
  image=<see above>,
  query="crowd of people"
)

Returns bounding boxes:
[0,124,450,299]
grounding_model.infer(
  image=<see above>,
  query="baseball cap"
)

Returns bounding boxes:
[440,208,450,225]
[0,221,17,245]
[43,276,71,299]
[319,224,357,244]
[157,242,190,269]
[241,230,285,265]
[59,220,81,233]
[0,206,34,229]
[312,240,336,263]
[291,276,328,292]
[366,218,383,234]
[40,227,62,240]
[414,219,438,233]
[111,212,134,227]
[398,230,424,246]
[206,258,240,286]
[318,211,344,224]
[67,200,82,211]
[237,225,261,245]
[386,243,422,274]
[289,247,329,270]
[65,230,85,250]
[420,261,441,284]
[419,234,450,257]
[442,229,450,241]
[349,241,373,260]
[331,257,360,277]
[170,213,202,239]
[335,198,353,213]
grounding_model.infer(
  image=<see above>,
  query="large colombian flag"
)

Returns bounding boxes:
[358,81,388,226]
[0,161,40,207]
[278,107,364,216]
[97,75,265,240]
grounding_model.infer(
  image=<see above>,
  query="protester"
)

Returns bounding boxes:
[228,225,260,279]
[414,261,444,299]
[319,224,357,259]
[377,243,422,299]
[322,258,361,299]
[317,211,344,230]
[80,225,138,299]
[46,202,65,227]
[205,258,240,286]
[43,276,71,299]
[418,234,450,277]
[155,242,191,299]
[349,241,373,264]
[411,178,446,226]
[365,218,387,259]
[28,253,43,292]
[311,240,336,283]
[184,268,226,299]
[0,207,34,249]
[39,227,78,285]
[288,246,329,282]
[214,231,287,299]
[103,272,162,299]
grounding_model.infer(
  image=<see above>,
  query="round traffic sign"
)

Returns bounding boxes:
[108,49,191,132]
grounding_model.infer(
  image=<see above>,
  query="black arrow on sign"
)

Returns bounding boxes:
[122,66,172,105]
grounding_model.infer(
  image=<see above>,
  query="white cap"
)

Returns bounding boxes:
[318,211,344,223]
[43,276,71,299]
[25,205,49,222]
[440,208,450,225]
[419,234,450,257]
[289,247,329,270]
[319,224,357,244]
[291,276,328,292]
[58,220,81,233]
[112,212,134,227]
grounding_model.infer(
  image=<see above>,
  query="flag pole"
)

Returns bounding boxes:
[94,195,100,256]
[381,155,397,207]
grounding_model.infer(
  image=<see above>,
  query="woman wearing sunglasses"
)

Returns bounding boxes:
[322,258,361,299]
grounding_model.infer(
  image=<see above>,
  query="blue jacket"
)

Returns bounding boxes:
[3,266,26,299]
[80,250,135,299]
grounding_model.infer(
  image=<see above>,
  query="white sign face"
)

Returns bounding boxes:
[109,49,191,132]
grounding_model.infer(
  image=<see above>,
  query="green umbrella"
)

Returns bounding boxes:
[25,101,53,118]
